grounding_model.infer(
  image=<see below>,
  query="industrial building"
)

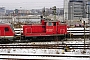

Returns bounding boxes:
[87,0,90,20]
[0,7,5,16]
[64,0,88,21]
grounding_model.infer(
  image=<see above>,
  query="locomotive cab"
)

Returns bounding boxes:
[45,21,58,34]
[0,23,15,41]
[45,20,67,35]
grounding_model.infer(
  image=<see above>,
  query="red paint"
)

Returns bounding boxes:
[0,24,15,36]
[23,19,68,37]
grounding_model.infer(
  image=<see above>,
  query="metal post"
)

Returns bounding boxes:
[84,21,85,49]
[20,28,21,40]
[70,6,72,26]
[42,7,45,18]
[52,6,56,20]
[0,30,1,39]
[70,6,72,39]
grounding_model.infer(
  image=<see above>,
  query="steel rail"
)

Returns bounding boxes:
[0,47,89,49]
[0,54,90,58]
[0,43,90,45]
[0,44,89,49]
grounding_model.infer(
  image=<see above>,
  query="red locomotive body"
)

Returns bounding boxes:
[0,23,15,40]
[23,19,68,40]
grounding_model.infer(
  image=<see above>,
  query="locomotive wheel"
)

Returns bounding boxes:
[25,37,33,42]
[0,38,12,44]
[0,39,6,44]
[0,38,6,44]
[0,39,2,44]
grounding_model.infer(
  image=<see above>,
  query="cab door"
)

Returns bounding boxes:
[46,22,57,34]
[46,22,53,34]
[53,22,57,34]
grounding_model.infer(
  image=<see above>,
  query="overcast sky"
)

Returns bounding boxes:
[0,0,64,10]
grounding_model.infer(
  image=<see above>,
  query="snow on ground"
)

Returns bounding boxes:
[0,56,90,60]
[0,38,90,59]
[0,49,90,55]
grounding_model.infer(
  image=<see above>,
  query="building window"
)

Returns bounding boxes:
[74,10,83,12]
[74,7,83,9]
[74,16,82,17]
[74,13,82,15]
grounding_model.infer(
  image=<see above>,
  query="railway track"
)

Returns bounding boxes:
[0,53,90,58]
[0,54,90,59]
[0,43,90,59]
[0,44,90,49]
[0,38,89,44]
[11,38,90,43]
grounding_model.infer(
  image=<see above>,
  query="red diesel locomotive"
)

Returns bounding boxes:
[0,19,68,43]
[23,19,68,41]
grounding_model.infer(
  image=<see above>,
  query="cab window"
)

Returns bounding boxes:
[48,22,52,26]
[5,27,9,31]
[53,22,56,26]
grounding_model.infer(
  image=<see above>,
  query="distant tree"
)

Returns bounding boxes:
[52,6,56,15]
[42,7,45,16]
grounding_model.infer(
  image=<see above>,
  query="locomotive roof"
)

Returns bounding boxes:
[0,22,11,25]
[44,20,59,22]
[0,22,5,24]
